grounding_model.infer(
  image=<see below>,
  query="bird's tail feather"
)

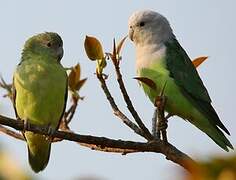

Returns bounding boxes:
[191,117,233,151]
[206,126,233,151]
[25,132,51,173]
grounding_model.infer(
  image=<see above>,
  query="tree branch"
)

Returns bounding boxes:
[0,118,137,153]
[152,108,158,137]
[0,114,197,172]
[96,73,148,140]
[0,124,24,140]
[110,55,153,140]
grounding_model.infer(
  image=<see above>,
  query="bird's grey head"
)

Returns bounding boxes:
[128,10,173,47]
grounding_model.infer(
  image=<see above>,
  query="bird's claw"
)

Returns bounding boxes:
[45,125,56,142]
[157,119,168,131]
[157,118,168,143]
[154,92,168,143]
[165,113,173,120]
[22,119,29,133]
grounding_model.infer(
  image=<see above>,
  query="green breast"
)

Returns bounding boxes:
[138,58,196,119]
[14,59,67,128]
[138,57,169,102]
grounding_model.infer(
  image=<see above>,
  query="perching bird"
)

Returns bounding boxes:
[13,32,68,172]
[128,10,233,151]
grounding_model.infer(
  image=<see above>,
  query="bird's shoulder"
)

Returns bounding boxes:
[165,38,211,103]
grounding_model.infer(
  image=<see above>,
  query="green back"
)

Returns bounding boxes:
[165,38,230,135]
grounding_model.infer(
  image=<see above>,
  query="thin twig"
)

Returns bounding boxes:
[63,95,78,125]
[97,74,148,139]
[113,65,153,140]
[0,76,13,101]
[0,114,197,171]
[0,124,24,140]
[152,108,158,138]
[0,122,136,154]
[78,142,138,154]
[109,49,153,140]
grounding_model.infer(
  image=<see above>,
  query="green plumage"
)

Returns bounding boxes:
[129,10,233,151]
[13,32,67,172]
[139,38,233,151]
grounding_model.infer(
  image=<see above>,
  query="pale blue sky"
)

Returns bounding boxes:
[0,1,235,180]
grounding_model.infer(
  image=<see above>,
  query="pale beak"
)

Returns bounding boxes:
[129,26,134,41]
[56,46,64,61]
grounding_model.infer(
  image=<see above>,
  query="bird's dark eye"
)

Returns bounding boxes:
[47,42,52,47]
[139,21,145,27]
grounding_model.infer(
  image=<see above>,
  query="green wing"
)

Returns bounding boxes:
[165,38,230,135]
[12,62,68,129]
[12,77,18,119]
[56,76,68,130]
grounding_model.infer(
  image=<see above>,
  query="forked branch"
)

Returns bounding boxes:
[0,114,196,171]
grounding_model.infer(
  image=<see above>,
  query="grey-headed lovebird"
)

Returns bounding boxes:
[128,10,233,151]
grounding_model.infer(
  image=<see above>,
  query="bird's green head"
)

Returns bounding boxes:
[22,32,64,62]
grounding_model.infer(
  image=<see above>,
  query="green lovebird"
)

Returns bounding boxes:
[13,32,68,172]
[128,10,233,151]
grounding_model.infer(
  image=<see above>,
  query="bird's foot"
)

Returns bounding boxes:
[21,119,30,133]
[165,113,173,120]
[45,124,56,142]
[157,118,168,143]
[155,92,168,143]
